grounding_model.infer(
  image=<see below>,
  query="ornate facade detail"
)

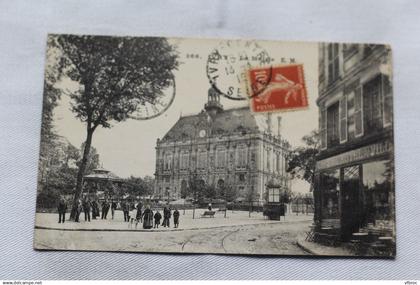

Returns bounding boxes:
[154,87,290,202]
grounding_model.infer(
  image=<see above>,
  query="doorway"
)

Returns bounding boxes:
[341,165,361,241]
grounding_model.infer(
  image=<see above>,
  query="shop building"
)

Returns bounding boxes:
[315,43,395,243]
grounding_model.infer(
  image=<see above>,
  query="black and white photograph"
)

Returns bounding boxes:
[33,34,395,257]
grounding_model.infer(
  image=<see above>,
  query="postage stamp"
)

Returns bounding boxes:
[247,64,308,113]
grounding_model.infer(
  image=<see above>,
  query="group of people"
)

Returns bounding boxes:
[68,198,118,222]
[57,197,180,229]
[129,204,180,230]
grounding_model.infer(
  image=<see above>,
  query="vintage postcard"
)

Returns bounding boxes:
[34,34,395,257]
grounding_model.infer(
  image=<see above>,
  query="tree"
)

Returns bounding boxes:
[124,175,155,199]
[38,36,63,190]
[53,34,179,218]
[218,182,238,203]
[286,130,320,191]
[203,183,217,202]
[187,171,205,219]
[36,139,102,208]
[286,130,320,220]
[141,176,155,197]
[245,185,257,218]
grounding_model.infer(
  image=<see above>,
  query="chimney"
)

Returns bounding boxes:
[277,116,282,138]
[266,113,272,134]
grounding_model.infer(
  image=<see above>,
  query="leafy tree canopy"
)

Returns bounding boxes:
[55,34,179,129]
[286,130,320,191]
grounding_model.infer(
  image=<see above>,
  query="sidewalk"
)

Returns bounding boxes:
[296,236,355,256]
[35,209,314,232]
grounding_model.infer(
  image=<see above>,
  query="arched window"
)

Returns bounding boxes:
[217,179,225,189]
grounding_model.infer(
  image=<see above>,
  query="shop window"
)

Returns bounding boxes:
[320,169,340,219]
[327,102,340,147]
[362,160,393,224]
[363,76,383,134]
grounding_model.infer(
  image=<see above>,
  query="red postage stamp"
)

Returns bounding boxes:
[247,64,308,113]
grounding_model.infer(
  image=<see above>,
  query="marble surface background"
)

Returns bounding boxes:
[0,0,419,279]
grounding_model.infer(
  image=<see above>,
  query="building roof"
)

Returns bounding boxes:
[161,106,261,142]
[84,167,122,182]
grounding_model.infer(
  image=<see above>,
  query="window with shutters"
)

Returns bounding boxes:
[328,43,340,84]
[363,76,383,134]
[347,91,356,140]
[354,86,364,137]
[320,108,327,149]
[339,95,348,143]
[327,102,340,147]
[382,75,393,127]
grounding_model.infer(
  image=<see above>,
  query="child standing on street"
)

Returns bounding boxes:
[173,208,180,228]
[154,210,162,228]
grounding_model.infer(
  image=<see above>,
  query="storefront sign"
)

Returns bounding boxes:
[317,141,392,170]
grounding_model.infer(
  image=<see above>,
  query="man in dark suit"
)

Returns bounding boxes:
[101,199,109,219]
[121,201,130,222]
[162,205,171,227]
[136,201,143,222]
[111,200,117,219]
[57,198,67,223]
[83,198,91,222]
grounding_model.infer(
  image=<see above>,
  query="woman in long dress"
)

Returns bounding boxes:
[142,205,153,229]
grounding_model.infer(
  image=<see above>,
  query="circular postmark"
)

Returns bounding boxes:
[129,75,176,120]
[206,40,274,101]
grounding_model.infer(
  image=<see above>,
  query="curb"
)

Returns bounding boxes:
[296,239,317,255]
[35,218,312,233]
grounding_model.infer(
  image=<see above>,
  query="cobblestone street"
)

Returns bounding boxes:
[34,210,313,255]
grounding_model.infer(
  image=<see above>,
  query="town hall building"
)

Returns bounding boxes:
[154,87,290,203]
